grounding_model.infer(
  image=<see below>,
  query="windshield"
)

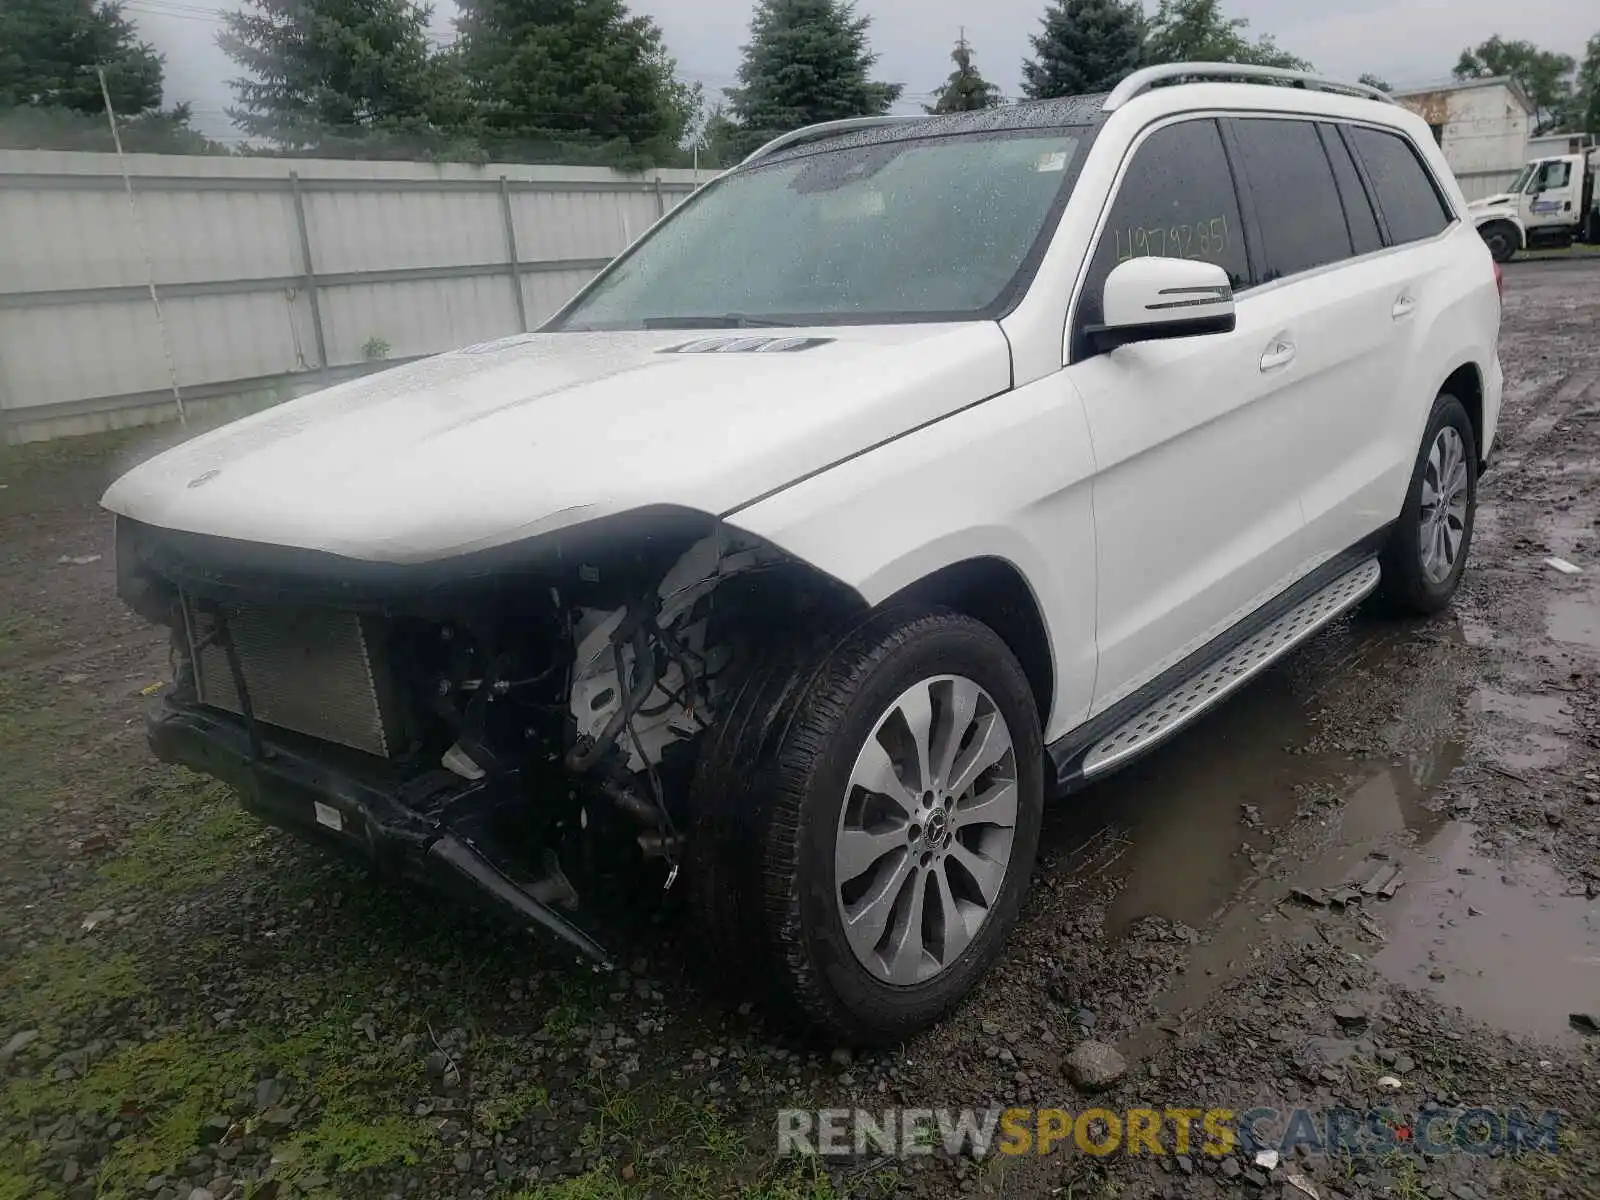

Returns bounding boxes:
[549,130,1085,330]
[1511,163,1536,194]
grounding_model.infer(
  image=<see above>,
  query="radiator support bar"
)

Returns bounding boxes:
[147,699,614,966]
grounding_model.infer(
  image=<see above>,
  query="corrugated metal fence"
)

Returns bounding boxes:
[0,151,703,443]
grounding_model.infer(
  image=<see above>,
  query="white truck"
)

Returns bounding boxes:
[1470,140,1600,261]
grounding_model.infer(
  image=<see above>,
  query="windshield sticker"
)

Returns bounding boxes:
[1035,150,1069,173]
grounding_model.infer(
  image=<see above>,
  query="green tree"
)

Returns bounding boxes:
[1021,0,1145,100]
[221,0,459,155]
[1144,0,1310,71]
[1454,36,1576,134]
[725,0,903,155]
[927,31,1004,113]
[454,0,696,165]
[695,103,744,168]
[1570,32,1599,135]
[0,0,214,151]
[1358,73,1392,93]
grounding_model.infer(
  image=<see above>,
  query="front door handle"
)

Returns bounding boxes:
[1392,291,1417,319]
[1260,339,1297,371]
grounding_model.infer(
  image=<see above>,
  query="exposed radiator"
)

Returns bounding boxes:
[187,601,398,758]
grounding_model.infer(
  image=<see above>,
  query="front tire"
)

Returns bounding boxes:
[1377,393,1478,615]
[1480,220,1518,263]
[689,608,1044,1044]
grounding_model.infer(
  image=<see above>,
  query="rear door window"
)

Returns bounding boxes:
[1074,118,1249,359]
[1344,126,1453,245]
[1319,123,1383,255]
[1228,117,1353,282]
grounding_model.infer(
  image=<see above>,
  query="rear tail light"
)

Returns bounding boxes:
[1493,262,1505,301]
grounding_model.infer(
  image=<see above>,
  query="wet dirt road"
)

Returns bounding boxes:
[1,260,1597,1200]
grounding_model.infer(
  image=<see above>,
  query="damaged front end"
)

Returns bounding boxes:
[116,507,837,964]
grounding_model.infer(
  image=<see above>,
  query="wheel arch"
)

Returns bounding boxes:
[1473,210,1525,245]
[1437,360,1485,465]
[878,555,1057,730]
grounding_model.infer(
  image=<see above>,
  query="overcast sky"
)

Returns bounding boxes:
[126,0,1585,143]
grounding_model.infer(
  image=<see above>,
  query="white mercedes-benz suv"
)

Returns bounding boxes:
[103,64,1503,1043]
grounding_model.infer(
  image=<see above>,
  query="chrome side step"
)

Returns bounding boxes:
[1080,558,1381,778]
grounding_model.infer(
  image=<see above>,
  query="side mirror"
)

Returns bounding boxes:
[1086,257,1237,353]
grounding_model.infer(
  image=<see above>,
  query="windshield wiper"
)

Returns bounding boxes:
[640,314,799,329]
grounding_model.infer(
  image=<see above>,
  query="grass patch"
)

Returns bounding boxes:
[513,1154,887,1200]
[0,941,143,1036]
[0,679,81,809]
[94,772,259,896]
[0,1017,441,1199]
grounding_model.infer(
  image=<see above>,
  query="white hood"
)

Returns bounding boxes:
[102,324,1011,564]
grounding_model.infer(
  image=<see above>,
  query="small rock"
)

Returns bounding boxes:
[254,1078,286,1110]
[1332,1004,1368,1030]
[1449,1185,1479,1200]
[188,1190,215,1200]
[1073,1008,1097,1029]
[1243,1167,1268,1187]
[1220,1157,1242,1180]
[258,1106,294,1132]
[62,1162,80,1184]
[0,1029,40,1063]
[1570,1013,1599,1035]
[1176,1155,1194,1176]
[829,1047,852,1068]
[453,1153,472,1172]
[1064,1041,1126,1091]
[1428,969,1447,982]
[1393,1054,1416,1073]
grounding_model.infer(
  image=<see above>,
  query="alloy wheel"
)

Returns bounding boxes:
[1419,424,1469,585]
[834,675,1018,985]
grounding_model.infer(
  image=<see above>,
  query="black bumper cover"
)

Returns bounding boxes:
[147,704,610,964]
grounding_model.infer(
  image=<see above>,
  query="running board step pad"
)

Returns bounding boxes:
[1080,558,1382,778]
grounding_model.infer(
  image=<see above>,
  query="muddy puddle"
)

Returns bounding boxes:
[1044,609,1598,1053]
[1548,595,1600,651]
[1372,821,1599,1044]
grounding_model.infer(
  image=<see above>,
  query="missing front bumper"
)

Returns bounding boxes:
[147,704,611,965]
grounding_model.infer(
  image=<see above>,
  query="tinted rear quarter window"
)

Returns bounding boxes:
[1345,126,1453,245]
[1075,118,1248,358]
[1228,117,1352,282]
[1319,123,1383,255]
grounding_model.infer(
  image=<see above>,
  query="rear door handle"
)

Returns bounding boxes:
[1259,339,1297,371]
[1392,291,1417,319]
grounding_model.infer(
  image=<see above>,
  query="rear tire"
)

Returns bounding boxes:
[1376,393,1478,616]
[688,608,1044,1044]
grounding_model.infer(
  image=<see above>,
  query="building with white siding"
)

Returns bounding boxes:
[1392,77,1534,201]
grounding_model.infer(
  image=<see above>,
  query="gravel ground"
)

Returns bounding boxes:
[2,260,1598,1200]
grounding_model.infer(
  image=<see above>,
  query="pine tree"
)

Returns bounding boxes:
[927,30,1003,113]
[726,0,904,154]
[1144,0,1309,70]
[1021,0,1146,100]
[0,0,216,152]
[220,0,453,154]
[454,0,696,165]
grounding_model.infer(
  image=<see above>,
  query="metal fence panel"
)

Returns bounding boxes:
[0,149,703,441]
